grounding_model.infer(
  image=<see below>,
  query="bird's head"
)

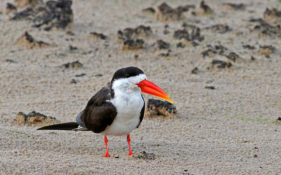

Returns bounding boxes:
[111,67,173,103]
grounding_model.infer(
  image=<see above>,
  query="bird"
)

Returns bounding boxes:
[37,67,173,157]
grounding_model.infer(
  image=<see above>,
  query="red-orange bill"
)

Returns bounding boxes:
[136,79,174,103]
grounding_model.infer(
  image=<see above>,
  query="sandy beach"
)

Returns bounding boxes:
[0,0,281,174]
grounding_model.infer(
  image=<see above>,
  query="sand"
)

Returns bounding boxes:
[0,0,281,174]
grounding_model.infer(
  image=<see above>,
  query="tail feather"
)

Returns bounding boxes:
[37,122,79,130]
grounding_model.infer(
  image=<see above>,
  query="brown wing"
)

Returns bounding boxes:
[81,86,117,133]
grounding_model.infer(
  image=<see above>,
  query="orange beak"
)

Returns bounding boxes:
[136,79,174,103]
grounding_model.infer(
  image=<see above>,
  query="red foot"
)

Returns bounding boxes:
[104,153,110,157]
[104,136,110,158]
[127,134,133,156]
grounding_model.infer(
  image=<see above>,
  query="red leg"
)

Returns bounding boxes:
[104,136,110,157]
[127,134,133,156]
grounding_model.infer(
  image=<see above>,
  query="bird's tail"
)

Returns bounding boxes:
[37,122,79,130]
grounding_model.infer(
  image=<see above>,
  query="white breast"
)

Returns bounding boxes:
[102,90,144,136]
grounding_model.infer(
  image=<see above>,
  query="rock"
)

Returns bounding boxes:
[121,39,144,50]
[75,73,86,77]
[158,50,171,57]
[16,31,50,49]
[177,42,185,48]
[174,27,204,47]
[205,24,232,34]
[176,5,195,13]
[198,1,213,15]
[5,59,17,63]
[146,99,177,118]
[191,67,199,74]
[69,45,78,51]
[70,79,77,84]
[12,0,73,31]
[222,3,246,11]
[264,8,281,25]
[201,45,228,57]
[243,45,256,50]
[142,7,155,16]
[156,3,183,22]
[212,59,232,69]
[251,19,281,38]
[14,0,43,9]
[118,25,152,41]
[90,32,107,40]
[133,151,156,160]
[11,7,34,20]
[258,45,276,55]
[6,3,17,14]
[174,29,189,40]
[14,111,60,126]
[205,86,215,90]
[226,52,240,62]
[61,60,83,69]
[156,40,170,50]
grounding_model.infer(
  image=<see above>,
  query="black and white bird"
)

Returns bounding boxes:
[38,67,173,157]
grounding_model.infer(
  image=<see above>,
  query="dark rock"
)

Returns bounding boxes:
[12,0,73,31]
[202,45,228,57]
[5,59,17,63]
[69,45,78,51]
[142,7,155,15]
[226,52,240,62]
[259,45,276,55]
[11,7,34,20]
[70,79,77,84]
[118,25,152,41]
[174,29,189,40]
[66,31,75,36]
[16,31,50,49]
[90,32,107,40]
[174,27,204,45]
[75,73,86,77]
[158,50,171,57]
[121,39,144,50]
[14,111,59,126]
[156,40,170,50]
[177,42,185,48]
[205,24,232,34]
[95,74,103,77]
[176,4,195,13]
[156,3,183,22]
[191,67,199,74]
[254,154,258,158]
[212,60,232,69]
[198,1,213,15]
[6,3,17,14]
[223,3,246,11]
[146,99,177,117]
[264,8,281,24]
[243,45,256,50]
[205,86,215,90]
[251,19,281,38]
[61,60,83,69]
[133,151,156,160]
[14,0,43,8]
